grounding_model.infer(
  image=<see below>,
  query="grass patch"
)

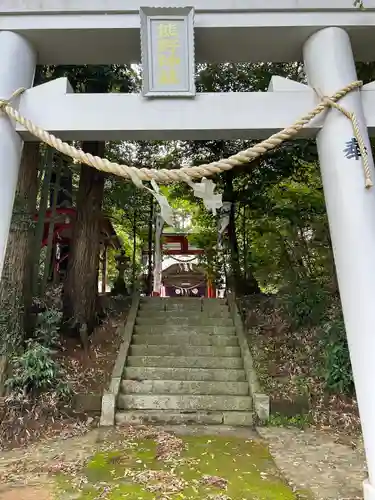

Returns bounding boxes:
[268,413,312,429]
[55,434,303,499]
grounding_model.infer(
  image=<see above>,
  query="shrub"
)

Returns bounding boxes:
[279,277,331,329]
[279,276,354,395]
[34,307,62,347]
[6,340,70,397]
[321,308,354,395]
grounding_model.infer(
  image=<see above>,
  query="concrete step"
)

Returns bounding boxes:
[115,410,253,426]
[130,345,241,358]
[136,316,233,327]
[118,394,252,411]
[134,325,235,335]
[127,356,243,369]
[137,310,231,319]
[141,298,227,304]
[124,367,246,382]
[132,333,238,347]
[140,300,228,312]
[121,379,249,395]
[139,303,229,310]
[141,297,201,302]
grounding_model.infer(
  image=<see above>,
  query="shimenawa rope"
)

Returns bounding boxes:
[0,80,372,188]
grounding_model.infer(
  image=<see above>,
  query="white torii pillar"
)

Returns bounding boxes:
[0,31,36,278]
[304,27,375,499]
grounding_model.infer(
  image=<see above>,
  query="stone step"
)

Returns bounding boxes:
[137,310,231,318]
[127,356,243,369]
[134,325,235,335]
[118,394,252,411]
[115,410,253,426]
[136,316,233,327]
[121,379,249,395]
[132,333,238,347]
[130,344,241,358]
[140,300,228,311]
[140,307,229,315]
[141,298,227,304]
[141,297,201,302]
[124,367,246,382]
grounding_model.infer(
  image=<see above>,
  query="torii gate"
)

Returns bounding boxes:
[2,1,375,497]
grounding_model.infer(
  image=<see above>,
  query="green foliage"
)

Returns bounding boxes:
[321,307,354,395]
[34,60,367,401]
[33,307,62,347]
[6,340,70,397]
[279,277,331,329]
[268,413,312,429]
[5,298,68,398]
[279,278,353,395]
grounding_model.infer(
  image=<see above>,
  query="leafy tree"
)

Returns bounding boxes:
[37,65,140,333]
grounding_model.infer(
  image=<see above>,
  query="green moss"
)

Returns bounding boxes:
[56,435,304,500]
[268,413,312,429]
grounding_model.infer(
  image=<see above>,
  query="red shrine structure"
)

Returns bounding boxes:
[143,231,216,298]
[35,207,121,290]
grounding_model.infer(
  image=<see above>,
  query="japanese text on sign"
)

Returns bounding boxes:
[140,7,196,97]
[156,22,181,86]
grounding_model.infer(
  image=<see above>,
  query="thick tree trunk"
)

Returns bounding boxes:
[0,143,39,352]
[63,142,105,334]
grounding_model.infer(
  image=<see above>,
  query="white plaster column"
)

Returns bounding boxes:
[303,27,375,499]
[0,31,36,278]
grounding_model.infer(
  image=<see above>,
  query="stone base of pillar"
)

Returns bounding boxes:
[364,480,375,500]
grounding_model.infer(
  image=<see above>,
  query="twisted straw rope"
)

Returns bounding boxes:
[0,80,371,188]
[314,87,372,188]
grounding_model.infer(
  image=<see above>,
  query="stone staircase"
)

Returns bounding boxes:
[115,297,254,426]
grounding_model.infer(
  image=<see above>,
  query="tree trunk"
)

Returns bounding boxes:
[0,143,39,352]
[223,172,260,296]
[147,196,154,296]
[31,148,54,298]
[132,212,137,291]
[41,157,62,295]
[63,142,106,335]
[101,245,107,294]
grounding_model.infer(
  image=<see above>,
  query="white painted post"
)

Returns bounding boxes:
[303,27,375,500]
[0,31,36,278]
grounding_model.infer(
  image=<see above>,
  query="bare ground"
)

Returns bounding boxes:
[0,426,368,500]
[0,301,130,452]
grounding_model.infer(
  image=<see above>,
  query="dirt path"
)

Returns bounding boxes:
[0,430,100,499]
[0,486,53,500]
[258,426,367,499]
[0,425,368,500]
